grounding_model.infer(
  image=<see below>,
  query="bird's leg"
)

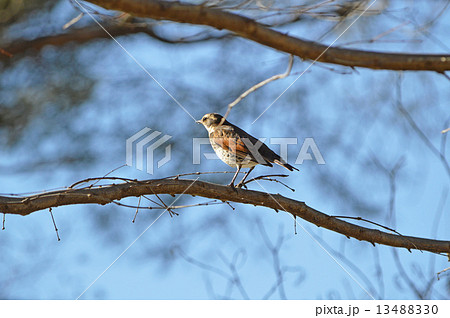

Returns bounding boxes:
[237,166,255,188]
[228,166,241,188]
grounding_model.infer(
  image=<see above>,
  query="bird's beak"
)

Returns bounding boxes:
[196,120,202,124]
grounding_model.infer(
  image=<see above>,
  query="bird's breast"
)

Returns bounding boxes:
[209,138,257,168]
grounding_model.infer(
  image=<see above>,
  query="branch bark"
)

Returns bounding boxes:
[86,0,450,71]
[1,178,449,254]
[0,24,190,57]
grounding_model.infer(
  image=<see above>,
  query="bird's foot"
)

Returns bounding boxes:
[236,181,247,189]
[228,182,238,192]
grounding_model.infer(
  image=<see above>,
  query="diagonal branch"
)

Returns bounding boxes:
[221,55,294,123]
[87,0,450,71]
[0,178,449,254]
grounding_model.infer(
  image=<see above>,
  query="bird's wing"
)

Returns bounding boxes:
[210,125,272,166]
[230,124,298,171]
[231,124,281,164]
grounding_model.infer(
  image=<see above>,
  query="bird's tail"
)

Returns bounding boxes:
[274,159,299,171]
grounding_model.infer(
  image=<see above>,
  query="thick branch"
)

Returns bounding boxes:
[86,0,450,71]
[1,178,449,254]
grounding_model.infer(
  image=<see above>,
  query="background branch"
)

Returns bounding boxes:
[87,0,450,71]
[0,23,224,58]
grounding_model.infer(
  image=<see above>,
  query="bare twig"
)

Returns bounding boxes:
[384,11,450,54]
[221,55,294,124]
[178,247,252,299]
[141,195,162,206]
[154,193,178,217]
[428,187,448,275]
[392,249,424,299]
[113,200,221,210]
[372,21,411,42]
[369,156,405,228]
[49,208,60,241]
[243,174,294,192]
[343,39,422,47]
[380,152,425,298]
[132,195,142,223]
[310,62,355,75]
[372,248,384,298]
[294,215,297,235]
[218,250,250,299]
[332,215,403,238]
[167,171,241,180]
[308,229,381,299]
[257,221,287,299]
[439,72,450,81]
[396,74,450,179]
[69,176,138,189]
[63,13,84,29]
[437,267,450,280]
[317,0,379,41]
[340,21,411,46]
[331,214,421,252]
[224,201,235,210]
[177,247,229,279]
[419,0,450,31]
[439,119,449,169]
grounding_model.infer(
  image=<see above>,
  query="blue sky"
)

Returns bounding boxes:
[0,0,449,299]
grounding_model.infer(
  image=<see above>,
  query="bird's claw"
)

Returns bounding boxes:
[228,183,238,192]
[236,182,247,189]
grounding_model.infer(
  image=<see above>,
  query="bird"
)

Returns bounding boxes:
[197,113,298,188]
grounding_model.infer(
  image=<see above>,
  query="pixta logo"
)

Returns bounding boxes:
[126,128,172,174]
[192,137,325,165]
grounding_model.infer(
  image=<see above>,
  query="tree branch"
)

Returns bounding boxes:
[1,178,449,254]
[0,23,221,58]
[86,0,450,71]
[0,25,150,57]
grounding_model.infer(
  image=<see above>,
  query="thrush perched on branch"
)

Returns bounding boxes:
[197,113,298,188]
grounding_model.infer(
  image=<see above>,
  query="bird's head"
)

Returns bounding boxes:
[196,113,226,132]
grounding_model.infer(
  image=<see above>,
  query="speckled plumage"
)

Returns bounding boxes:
[197,113,298,187]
